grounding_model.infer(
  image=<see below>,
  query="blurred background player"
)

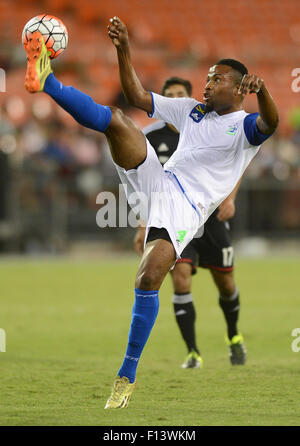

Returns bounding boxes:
[134,76,246,368]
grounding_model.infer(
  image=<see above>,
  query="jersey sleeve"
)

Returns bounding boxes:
[148,92,198,132]
[243,113,274,146]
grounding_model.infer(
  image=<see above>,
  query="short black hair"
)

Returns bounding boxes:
[161,77,192,96]
[215,58,248,81]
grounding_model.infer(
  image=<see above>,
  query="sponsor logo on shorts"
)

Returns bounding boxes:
[176,230,187,245]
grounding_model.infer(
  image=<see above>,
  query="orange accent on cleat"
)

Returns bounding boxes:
[24,32,43,93]
[24,31,52,93]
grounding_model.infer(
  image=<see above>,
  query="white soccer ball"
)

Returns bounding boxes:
[22,14,68,59]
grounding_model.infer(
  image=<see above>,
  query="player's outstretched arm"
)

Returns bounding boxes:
[239,75,279,134]
[107,17,152,114]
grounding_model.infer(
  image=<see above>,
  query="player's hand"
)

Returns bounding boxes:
[217,198,235,221]
[133,227,146,256]
[107,16,129,49]
[238,74,264,95]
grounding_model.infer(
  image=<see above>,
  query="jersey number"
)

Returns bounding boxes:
[222,247,234,267]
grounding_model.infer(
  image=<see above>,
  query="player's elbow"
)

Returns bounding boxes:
[273,114,279,131]
[268,114,279,133]
[126,90,152,114]
[258,114,279,134]
[123,90,137,107]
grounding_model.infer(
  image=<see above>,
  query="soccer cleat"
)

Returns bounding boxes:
[226,334,247,365]
[104,376,136,409]
[181,350,204,369]
[24,31,52,93]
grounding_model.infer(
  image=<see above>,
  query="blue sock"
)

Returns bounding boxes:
[44,73,112,132]
[118,288,159,383]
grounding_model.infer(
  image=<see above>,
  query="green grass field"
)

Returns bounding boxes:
[0,256,299,426]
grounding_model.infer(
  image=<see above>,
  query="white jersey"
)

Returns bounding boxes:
[149,92,271,219]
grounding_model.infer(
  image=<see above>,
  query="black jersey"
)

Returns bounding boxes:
[144,121,179,165]
[144,121,234,272]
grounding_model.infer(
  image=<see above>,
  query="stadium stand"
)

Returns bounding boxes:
[0,0,299,132]
[0,0,299,251]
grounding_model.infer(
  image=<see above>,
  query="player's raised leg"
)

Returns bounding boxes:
[24,32,147,171]
[210,269,246,365]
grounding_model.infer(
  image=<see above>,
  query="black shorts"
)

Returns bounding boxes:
[177,210,234,274]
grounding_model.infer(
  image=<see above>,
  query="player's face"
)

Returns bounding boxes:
[203,65,239,113]
[164,84,190,98]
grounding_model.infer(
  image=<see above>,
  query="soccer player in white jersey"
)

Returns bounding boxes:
[136,77,246,369]
[24,17,279,409]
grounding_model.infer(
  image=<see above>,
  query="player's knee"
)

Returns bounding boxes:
[135,268,162,291]
[172,265,191,294]
[218,276,236,297]
[109,106,124,125]
[106,106,126,131]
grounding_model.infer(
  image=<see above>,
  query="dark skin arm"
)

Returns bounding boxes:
[108,17,279,135]
[217,178,242,221]
[238,75,279,134]
[107,16,153,113]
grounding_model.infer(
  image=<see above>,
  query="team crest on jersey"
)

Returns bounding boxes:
[189,104,206,123]
[226,123,238,135]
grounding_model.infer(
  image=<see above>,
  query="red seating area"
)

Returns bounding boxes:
[0,0,299,133]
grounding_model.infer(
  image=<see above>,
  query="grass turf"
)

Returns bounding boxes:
[0,256,299,426]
